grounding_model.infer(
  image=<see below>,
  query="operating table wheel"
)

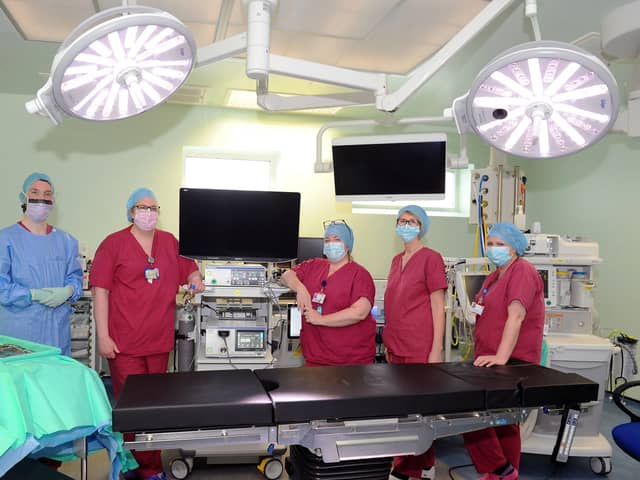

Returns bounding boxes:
[169,457,193,480]
[258,457,284,479]
[589,456,612,475]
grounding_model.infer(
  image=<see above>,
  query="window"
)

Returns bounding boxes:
[351,167,471,218]
[183,147,276,190]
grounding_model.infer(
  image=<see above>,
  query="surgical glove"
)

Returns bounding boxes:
[30,288,48,304]
[31,286,74,307]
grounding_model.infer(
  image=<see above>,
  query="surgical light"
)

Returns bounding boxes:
[453,41,619,158]
[26,5,196,123]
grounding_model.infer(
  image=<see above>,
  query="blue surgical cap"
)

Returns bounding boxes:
[488,222,527,256]
[398,205,430,239]
[126,187,157,222]
[324,222,354,253]
[20,172,54,203]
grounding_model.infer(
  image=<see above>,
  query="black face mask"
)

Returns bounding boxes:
[27,198,53,205]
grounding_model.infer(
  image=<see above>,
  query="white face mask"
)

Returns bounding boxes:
[26,200,53,224]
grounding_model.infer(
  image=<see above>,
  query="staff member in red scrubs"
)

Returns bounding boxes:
[463,222,544,480]
[384,205,447,480]
[90,187,205,480]
[281,220,376,366]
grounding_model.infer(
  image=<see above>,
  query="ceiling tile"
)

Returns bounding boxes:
[336,38,439,74]
[270,29,346,65]
[3,0,94,42]
[275,0,402,39]
[98,0,222,23]
[184,21,216,47]
[229,0,246,28]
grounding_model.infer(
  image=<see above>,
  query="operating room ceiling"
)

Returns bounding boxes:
[0,0,637,119]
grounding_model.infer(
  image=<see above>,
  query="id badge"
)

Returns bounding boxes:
[312,292,326,304]
[144,267,160,284]
[470,302,484,315]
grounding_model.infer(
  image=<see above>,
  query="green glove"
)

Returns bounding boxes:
[30,288,48,304]
[30,286,74,307]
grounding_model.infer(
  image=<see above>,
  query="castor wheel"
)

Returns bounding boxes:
[257,457,284,479]
[589,456,612,475]
[168,457,193,480]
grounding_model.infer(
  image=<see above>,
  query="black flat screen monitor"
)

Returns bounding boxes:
[297,237,324,262]
[179,188,301,262]
[332,133,447,201]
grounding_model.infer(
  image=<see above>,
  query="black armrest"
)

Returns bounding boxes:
[612,379,640,422]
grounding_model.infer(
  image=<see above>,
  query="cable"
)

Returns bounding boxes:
[221,337,239,370]
[451,321,459,347]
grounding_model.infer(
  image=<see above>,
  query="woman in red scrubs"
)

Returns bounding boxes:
[384,205,447,480]
[463,222,544,480]
[90,187,205,480]
[281,220,376,366]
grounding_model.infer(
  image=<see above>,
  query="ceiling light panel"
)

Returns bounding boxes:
[98,0,222,23]
[3,0,95,42]
[275,0,401,39]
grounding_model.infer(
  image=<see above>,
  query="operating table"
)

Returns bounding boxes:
[113,362,598,479]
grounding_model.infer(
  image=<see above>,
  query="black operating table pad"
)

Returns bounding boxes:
[113,362,597,433]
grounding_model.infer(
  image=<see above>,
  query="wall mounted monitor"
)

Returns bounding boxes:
[179,188,301,262]
[331,133,447,201]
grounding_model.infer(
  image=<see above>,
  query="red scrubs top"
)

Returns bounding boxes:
[473,258,545,363]
[383,247,448,359]
[89,226,199,356]
[292,258,376,366]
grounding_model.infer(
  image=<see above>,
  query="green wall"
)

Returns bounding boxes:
[518,136,640,337]
[0,92,476,279]
[1,91,638,340]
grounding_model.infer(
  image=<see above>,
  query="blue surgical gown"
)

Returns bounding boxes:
[0,223,83,356]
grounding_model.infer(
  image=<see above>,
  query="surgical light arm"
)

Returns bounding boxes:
[193,0,516,113]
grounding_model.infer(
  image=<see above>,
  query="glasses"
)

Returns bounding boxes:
[134,205,160,213]
[29,188,54,199]
[323,219,348,230]
[397,218,420,227]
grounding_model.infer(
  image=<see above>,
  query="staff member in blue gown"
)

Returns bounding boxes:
[0,172,83,356]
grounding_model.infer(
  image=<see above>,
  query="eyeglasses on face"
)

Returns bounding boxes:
[133,205,160,213]
[397,218,420,227]
[323,219,348,229]
[29,188,54,199]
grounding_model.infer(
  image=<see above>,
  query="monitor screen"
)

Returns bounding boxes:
[288,305,302,339]
[463,273,488,304]
[297,237,324,262]
[179,188,301,261]
[332,133,447,201]
[235,330,266,351]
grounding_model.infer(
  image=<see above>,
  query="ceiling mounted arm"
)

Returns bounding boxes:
[196,33,247,67]
[378,0,517,112]
[256,79,376,111]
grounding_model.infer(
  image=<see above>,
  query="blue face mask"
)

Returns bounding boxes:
[486,246,513,267]
[323,241,346,262]
[396,225,420,243]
